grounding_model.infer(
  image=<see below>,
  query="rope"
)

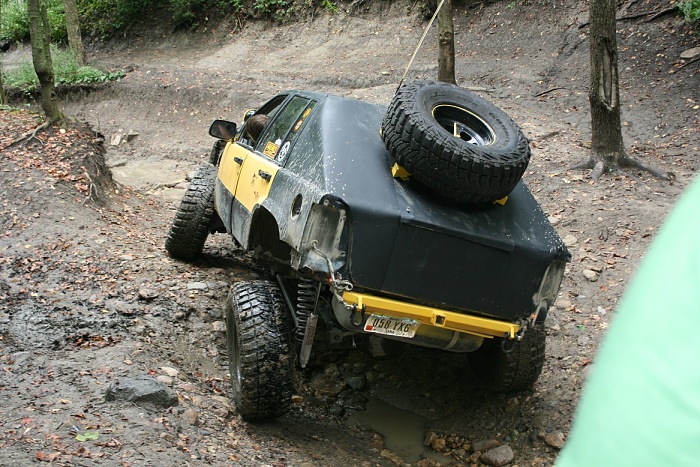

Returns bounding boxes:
[396,0,447,93]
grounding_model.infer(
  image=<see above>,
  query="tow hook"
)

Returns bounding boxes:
[349,303,367,328]
[501,299,548,354]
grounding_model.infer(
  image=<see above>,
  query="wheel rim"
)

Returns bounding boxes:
[433,104,496,145]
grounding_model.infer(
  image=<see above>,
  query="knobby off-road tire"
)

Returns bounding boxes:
[165,163,217,261]
[468,323,546,392]
[209,140,225,166]
[226,280,293,421]
[381,80,531,204]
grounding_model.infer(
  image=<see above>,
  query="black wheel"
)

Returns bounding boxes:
[226,280,293,421]
[467,323,546,392]
[381,79,531,204]
[209,140,225,166]
[165,163,217,261]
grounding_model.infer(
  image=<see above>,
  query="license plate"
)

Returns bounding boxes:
[363,314,420,338]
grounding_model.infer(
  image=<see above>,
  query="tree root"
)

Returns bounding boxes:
[570,154,675,182]
[6,117,59,150]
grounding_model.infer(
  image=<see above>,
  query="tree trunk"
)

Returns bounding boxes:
[27,0,62,122]
[588,0,624,165]
[63,0,86,66]
[0,1,6,105]
[437,0,456,84]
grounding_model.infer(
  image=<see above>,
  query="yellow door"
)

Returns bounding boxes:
[218,143,251,196]
[235,152,280,211]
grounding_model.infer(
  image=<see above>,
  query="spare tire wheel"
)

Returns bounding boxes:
[381,79,531,204]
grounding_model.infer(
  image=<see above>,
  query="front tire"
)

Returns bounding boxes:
[165,163,217,261]
[226,280,293,421]
[209,140,225,166]
[467,323,546,392]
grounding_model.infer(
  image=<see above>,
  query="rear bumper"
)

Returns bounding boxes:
[341,291,520,339]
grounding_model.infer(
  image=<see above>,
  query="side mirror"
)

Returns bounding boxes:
[209,119,237,140]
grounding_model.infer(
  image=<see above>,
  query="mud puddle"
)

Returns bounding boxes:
[346,396,451,463]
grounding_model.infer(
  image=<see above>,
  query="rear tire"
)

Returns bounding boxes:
[226,280,293,421]
[467,323,546,392]
[165,164,216,261]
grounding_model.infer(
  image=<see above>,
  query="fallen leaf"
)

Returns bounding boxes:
[75,431,100,441]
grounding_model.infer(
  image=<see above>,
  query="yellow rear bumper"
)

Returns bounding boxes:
[342,291,520,339]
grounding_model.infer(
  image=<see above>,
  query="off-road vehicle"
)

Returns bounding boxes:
[166,80,570,421]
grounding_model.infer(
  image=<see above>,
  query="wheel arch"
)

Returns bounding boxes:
[246,206,292,265]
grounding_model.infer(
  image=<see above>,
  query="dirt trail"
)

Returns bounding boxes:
[1,0,699,465]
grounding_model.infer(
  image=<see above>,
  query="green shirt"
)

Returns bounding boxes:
[557,177,700,466]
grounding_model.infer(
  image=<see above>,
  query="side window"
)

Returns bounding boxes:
[237,95,286,148]
[255,96,315,162]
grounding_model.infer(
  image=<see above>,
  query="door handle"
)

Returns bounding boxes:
[234,157,244,165]
[258,170,272,182]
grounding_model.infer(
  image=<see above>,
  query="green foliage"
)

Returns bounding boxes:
[254,0,293,20]
[0,0,66,42]
[77,0,148,38]
[679,0,700,24]
[1,46,125,91]
[1,0,30,42]
[0,0,340,42]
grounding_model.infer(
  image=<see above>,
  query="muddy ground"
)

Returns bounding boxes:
[1,0,699,465]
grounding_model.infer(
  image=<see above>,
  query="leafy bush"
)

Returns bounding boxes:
[1,0,338,42]
[1,0,30,42]
[1,46,125,91]
[679,0,700,24]
[0,0,66,42]
[77,0,149,38]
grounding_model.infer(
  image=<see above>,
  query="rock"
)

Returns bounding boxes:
[379,449,404,466]
[105,376,178,408]
[187,281,209,291]
[582,269,599,282]
[472,439,500,452]
[562,234,578,247]
[424,431,438,446]
[543,430,566,449]
[212,321,226,332]
[105,300,139,316]
[480,444,514,467]
[680,47,700,59]
[548,216,561,226]
[177,382,197,392]
[126,130,140,142]
[346,375,366,390]
[161,366,179,377]
[323,363,340,378]
[329,404,344,416]
[110,133,124,146]
[138,288,158,300]
[181,408,199,426]
[156,375,173,385]
[429,436,447,452]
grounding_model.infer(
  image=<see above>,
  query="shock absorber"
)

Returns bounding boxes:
[295,278,320,342]
[296,278,320,368]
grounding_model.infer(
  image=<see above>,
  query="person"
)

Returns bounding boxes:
[556,177,700,466]
[245,114,270,144]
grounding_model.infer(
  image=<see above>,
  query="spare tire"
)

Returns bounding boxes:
[381,80,530,204]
